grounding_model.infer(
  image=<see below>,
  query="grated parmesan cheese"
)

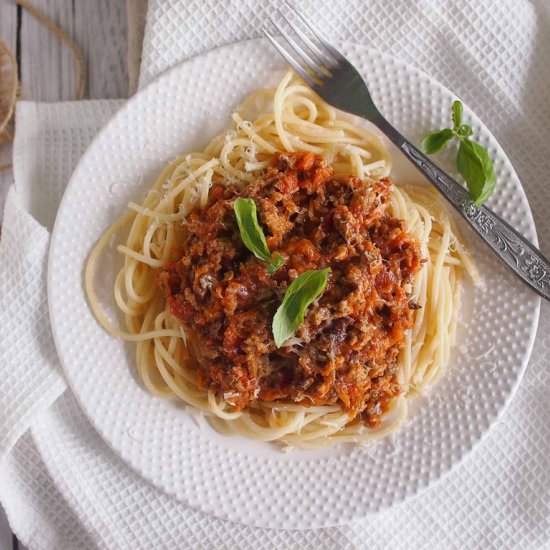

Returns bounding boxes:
[223,391,240,400]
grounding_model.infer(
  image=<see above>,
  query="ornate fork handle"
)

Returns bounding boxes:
[376,118,550,301]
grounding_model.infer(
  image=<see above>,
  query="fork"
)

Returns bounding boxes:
[262,4,550,303]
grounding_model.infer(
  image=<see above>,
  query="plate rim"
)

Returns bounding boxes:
[47,37,541,529]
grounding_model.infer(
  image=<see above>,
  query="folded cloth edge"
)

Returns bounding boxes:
[0,187,67,467]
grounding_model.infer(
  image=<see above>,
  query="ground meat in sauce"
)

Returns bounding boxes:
[157,152,423,426]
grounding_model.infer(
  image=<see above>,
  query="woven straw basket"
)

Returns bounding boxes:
[0,39,18,147]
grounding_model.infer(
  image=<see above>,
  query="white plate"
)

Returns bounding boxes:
[48,39,540,529]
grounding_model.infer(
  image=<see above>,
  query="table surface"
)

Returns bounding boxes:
[0,1,130,547]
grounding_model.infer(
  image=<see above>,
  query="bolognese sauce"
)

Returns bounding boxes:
[158,153,423,426]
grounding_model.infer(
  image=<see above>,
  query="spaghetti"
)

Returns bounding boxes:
[85,71,478,449]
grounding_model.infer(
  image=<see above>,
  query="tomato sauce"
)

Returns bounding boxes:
[158,153,422,425]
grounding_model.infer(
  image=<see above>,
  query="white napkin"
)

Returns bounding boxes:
[1,0,550,548]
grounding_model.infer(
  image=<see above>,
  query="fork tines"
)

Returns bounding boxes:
[261,2,340,88]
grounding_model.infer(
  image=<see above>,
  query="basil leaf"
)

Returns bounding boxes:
[234,197,286,274]
[457,124,473,138]
[272,268,331,348]
[421,128,455,154]
[456,139,496,206]
[422,100,497,206]
[452,100,463,129]
[234,197,271,262]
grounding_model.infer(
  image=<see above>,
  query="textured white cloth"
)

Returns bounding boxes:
[1,0,550,548]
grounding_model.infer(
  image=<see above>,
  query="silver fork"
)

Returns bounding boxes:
[262,4,550,302]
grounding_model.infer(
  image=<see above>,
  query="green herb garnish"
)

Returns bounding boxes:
[272,268,331,348]
[234,197,285,274]
[266,253,286,275]
[421,100,496,206]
